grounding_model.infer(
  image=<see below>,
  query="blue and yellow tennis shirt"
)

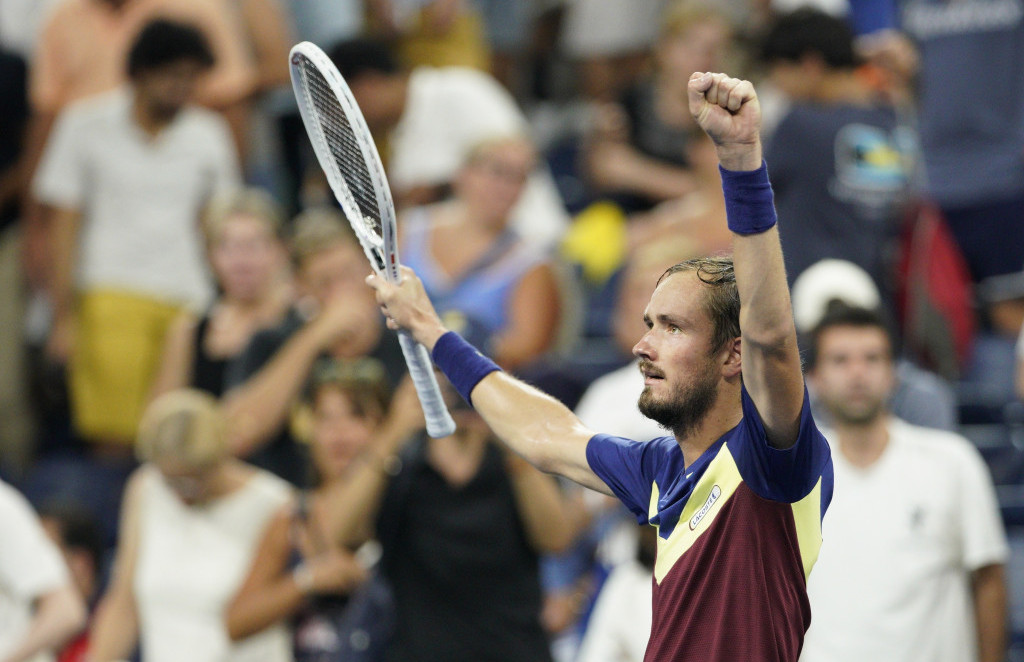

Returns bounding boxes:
[586,385,833,662]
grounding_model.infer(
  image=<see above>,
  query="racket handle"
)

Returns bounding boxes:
[397,331,457,438]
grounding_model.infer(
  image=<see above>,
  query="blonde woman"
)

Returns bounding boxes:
[87,390,292,662]
[399,136,561,370]
[150,188,292,400]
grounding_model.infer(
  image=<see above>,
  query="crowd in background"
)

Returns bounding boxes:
[0,0,1023,660]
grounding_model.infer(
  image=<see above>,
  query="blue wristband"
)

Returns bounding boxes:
[431,331,501,406]
[719,161,778,235]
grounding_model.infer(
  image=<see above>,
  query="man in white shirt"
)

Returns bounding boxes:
[803,305,1008,662]
[33,18,240,448]
[0,480,85,662]
[327,38,568,249]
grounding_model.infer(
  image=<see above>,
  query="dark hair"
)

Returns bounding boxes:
[309,358,392,420]
[127,19,215,79]
[328,38,400,83]
[760,8,858,70]
[806,303,894,369]
[37,501,105,570]
[658,256,740,354]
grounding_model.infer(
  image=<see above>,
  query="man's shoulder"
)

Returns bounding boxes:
[888,417,982,464]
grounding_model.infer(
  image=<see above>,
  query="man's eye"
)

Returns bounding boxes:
[668,325,681,334]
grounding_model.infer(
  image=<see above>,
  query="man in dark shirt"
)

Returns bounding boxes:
[762,8,912,302]
[369,72,833,660]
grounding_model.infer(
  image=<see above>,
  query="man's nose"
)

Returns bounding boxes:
[633,332,655,360]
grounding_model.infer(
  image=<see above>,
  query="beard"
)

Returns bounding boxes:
[822,393,887,427]
[637,358,719,439]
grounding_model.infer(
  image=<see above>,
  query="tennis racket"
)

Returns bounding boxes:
[289,41,456,438]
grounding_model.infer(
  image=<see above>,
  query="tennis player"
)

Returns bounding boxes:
[368,72,833,661]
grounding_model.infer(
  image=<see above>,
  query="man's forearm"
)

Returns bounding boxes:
[223,324,324,456]
[973,563,1007,662]
[1,585,85,662]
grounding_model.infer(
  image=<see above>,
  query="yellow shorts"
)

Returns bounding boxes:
[71,290,185,445]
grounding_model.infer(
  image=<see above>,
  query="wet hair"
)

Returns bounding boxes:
[806,303,894,370]
[127,18,215,79]
[658,256,740,355]
[136,389,227,467]
[760,8,858,70]
[327,37,400,83]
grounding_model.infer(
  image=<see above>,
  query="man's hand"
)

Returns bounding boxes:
[366,266,448,350]
[308,290,378,351]
[687,72,762,171]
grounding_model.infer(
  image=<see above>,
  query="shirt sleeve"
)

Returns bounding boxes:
[206,116,242,195]
[0,484,69,601]
[728,385,833,504]
[32,106,86,209]
[586,434,663,523]
[957,443,1009,571]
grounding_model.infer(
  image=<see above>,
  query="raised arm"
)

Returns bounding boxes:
[365,269,609,494]
[688,72,804,448]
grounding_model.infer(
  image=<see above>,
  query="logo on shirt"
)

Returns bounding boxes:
[689,485,722,531]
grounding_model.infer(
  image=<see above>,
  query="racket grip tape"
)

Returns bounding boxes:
[397,331,457,438]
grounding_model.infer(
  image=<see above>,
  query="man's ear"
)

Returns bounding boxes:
[722,337,742,379]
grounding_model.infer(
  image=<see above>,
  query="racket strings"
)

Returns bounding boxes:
[299,59,385,244]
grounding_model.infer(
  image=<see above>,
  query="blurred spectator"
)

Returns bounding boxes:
[327,38,569,249]
[803,305,1007,662]
[624,130,732,255]
[792,258,957,431]
[850,0,1024,339]
[400,136,561,370]
[366,0,491,71]
[583,2,732,213]
[150,188,292,401]
[37,502,104,662]
[33,20,240,451]
[222,208,406,486]
[560,0,667,102]
[320,374,577,662]
[574,526,657,662]
[0,479,86,662]
[0,40,34,478]
[226,360,404,660]
[762,8,912,300]
[87,389,292,661]
[26,0,255,168]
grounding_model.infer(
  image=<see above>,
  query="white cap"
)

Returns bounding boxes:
[791,259,881,333]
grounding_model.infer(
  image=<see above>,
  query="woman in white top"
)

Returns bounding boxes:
[87,389,293,662]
